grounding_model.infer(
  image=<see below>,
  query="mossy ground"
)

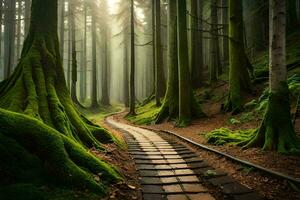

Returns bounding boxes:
[126,101,161,125]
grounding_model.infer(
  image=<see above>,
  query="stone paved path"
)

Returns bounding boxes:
[106,117,264,200]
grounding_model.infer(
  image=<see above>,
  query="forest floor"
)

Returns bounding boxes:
[114,108,300,200]
[122,76,300,199]
[88,112,142,200]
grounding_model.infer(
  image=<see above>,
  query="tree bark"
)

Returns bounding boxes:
[90,14,99,109]
[224,0,251,113]
[128,0,136,115]
[190,0,203,88]
[70,1,80,105]
[209,0,221,83]
[3,0,16,79]
[154,0,166,106]
[80,4,87,103]
[59,0,65,60]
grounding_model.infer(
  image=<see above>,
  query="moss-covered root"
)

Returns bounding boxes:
[0,109,122,194]
[245,92,300,154]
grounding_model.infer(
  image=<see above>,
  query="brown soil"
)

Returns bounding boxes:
[111,111,300,200]
[90,117,142,200]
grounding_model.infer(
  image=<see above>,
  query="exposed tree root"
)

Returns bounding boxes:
[0,15,121,195]
[244,91,300,154]
[0,109,121,195]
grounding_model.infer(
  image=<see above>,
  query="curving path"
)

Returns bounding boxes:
[106,116,264,200]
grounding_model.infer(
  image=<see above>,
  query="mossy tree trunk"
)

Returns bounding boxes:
[154,0,166,106]
[156,0,204,126]
[245,0,300,154]
[224,0,251,113]
[0,0,121,194]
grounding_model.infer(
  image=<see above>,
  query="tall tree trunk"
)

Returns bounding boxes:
[123,35,129,107]
[190,0,202,88]
[224,0,251,113]
[66,0,71,89]
[156,0,204,125]
[100,29,110,106]
[70,1,79,104]
[246,0,300,154]
[24,0,30,36]
[151,0,155,96]
[221,0,229,65]
[16,0,21,60]
[80,4,87,103]
[3,0,16,79]
[128,0,136,115]
[154,0,166,106]
[209,0,221,83]
[90,14,99,109]
[0,0,120,194]
[59,0,65,60]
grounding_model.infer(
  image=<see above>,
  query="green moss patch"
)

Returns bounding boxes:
[205,128,256,146]
[127,101,161,125]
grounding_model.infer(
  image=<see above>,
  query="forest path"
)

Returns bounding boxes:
[105,116,264,200]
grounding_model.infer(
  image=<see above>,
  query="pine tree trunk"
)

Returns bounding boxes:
[24,0,30,36]
[3,0,16,79]
[59,0,65,60]
[221,0,229,65]
[80,4,87,103]
[224,0,251,113]
[90,14,99,109]
[0,0,120,194]
[66,0,71,89]
[16,0,21,60]
[209,0,221,83]
[70,1,79,104]
[101,29,110,106]
[123,35,130,107]
[190,0,202,88]
[246,0,300,154]
[154,0,166,106]
[128,0,136,115]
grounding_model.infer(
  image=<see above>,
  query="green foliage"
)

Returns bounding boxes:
[205,128,256,146]
[228,118,241,125]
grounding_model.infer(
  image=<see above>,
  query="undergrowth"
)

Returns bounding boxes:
[205,128,256,146]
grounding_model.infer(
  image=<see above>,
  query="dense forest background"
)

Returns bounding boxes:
[1,0,298,105]
[1,0,300,199]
